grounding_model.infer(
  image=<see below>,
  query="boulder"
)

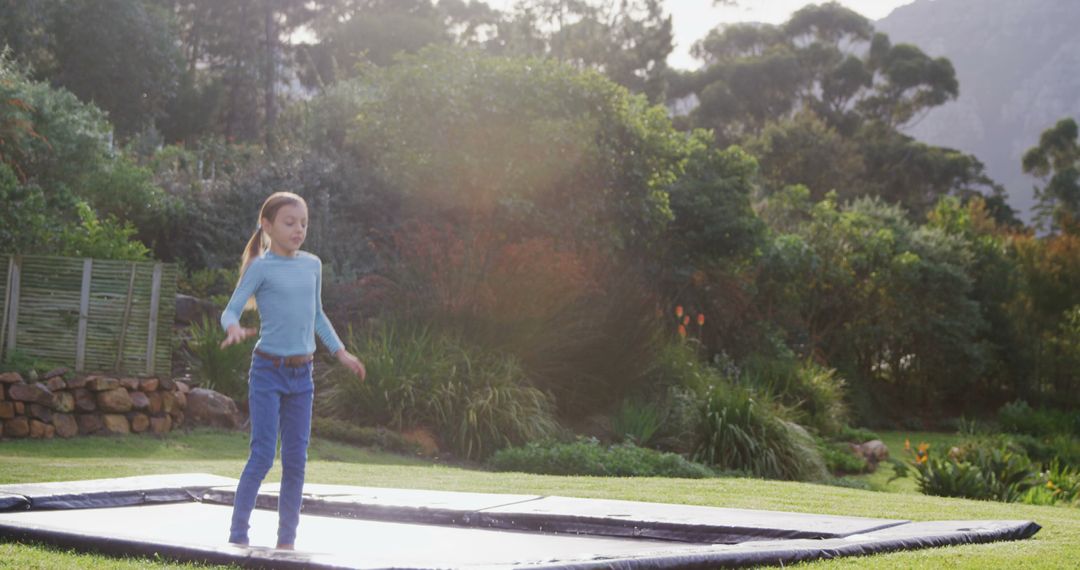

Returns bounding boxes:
[119,377,140,390]
[27,403,52,423]
[9,383,54,406]
[4,417,30,438]
[185,388,241,429]
[65,376,89,389]
[851,439,890,472]
[52,391,75,413]
[101,414,131,435]
[150,415,172,434]
[175,294,218,325]
[0,401,14,419]
[174,380,191,394]
[73,388,97,412]
[42,367,69,380]
[161,391,176,414]
[146,391,163,414]
[0,372,24,384]
[129,413,150,433]
[97,388,134,413]
[77,414,104,435]
[45,377,67,392]
[130,391,151,411]
[86,376,120,391]
[53,413,78,438]
[29,419,47,438]
[173,390,187,409]
[139,378,160,392]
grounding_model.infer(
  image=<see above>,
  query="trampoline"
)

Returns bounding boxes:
[0,473,1040,569]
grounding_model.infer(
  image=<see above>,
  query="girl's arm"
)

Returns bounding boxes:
[219,262,262,348]
[314,260,366,380]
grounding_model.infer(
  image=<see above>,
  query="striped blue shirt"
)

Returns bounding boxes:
[220,250,344,356]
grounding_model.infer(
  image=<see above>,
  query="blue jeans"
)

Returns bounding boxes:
[229,352,314,545]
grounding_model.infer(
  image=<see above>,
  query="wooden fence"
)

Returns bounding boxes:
[0,255,177,376]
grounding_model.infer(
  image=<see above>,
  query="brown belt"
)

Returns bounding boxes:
[254,349,314,367]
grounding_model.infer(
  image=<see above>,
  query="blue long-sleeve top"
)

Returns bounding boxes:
[220,250,344,356]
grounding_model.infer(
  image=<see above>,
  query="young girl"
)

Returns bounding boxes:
[219,191,365,550]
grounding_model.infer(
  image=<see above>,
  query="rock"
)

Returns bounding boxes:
[28,403,52,423]
[77,414,104,435]
[174,380,191,394]
[0,386,4,400]
[96,388,134,413]
[101,414,131,435]
[130,391,150,411]
[0,401,14,419]
[175,294,218,325]
[161,391,176,414]
[851,439,890,472]
[0,372,24,383]
[4,417,29,438]
[53,413,78,438]
[87,376,120,391]
[139,378,160,392]
[401,427,440,457]
[9,383,55,406]
[171,411,185,428]
[129,413,150,433]
[173,390,187,409]
[52,391,75,413]
[185,388,241,429]
[28,419,47,438]
[73,388,97,412]
[158,377,176,391]
[45,377,67,392]
[119,377,140,390]
[42,367,69,380]
[66,376,89,389]
[146,391,163,414]
[13,401,24,414]
[43,423,55,439]
[150,415,172,434]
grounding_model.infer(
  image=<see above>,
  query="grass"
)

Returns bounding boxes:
[0,429,1077,569]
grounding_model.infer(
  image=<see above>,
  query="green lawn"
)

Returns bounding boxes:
[1,429,1077,569]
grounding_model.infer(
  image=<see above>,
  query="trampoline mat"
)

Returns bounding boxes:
[0,474,1041,569]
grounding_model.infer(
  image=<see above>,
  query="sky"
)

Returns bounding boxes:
[483,0,918,70]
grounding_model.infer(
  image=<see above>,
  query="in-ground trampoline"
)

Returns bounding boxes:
[0,473,1040,569]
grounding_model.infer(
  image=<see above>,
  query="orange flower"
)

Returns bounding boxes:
[904,438,911,451]
[683,315,690,325]
[915,454,927,465]
[697,314,705,326]
[917,442,930,454]
[675,305,684,318]
[678,324,687,338]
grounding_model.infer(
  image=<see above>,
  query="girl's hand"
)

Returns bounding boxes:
[220,324,256,349]
[335,349,366,381]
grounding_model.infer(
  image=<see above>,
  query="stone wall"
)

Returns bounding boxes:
[0,369,188,439]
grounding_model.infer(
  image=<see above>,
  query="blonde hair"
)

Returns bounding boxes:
[237,191,308,310]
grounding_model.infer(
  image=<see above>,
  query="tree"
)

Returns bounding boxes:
[1022,117,1080,232]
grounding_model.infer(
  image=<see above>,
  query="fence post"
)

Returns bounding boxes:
[75,258,93,371]
[4,256,19,358]
[0,256,12,360]
[146,262,163,375]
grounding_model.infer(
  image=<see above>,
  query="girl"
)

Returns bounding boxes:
[219,191,365,549]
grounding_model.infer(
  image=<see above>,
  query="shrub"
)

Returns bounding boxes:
[488,438,715,478]
[998,399,1080,438]
[741,355,849,437]
[819,441,869,475]
[310,417,419,455]
[692,383,828,481]
[610,398,666,447]
[838,425,881,443]
[185,316,255,403]
[898,439,1038,503]
[320,321,559,460]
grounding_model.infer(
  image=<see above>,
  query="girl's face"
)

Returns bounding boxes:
[262,202,308,256]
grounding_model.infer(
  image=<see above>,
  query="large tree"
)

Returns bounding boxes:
[1023,117,1080,233]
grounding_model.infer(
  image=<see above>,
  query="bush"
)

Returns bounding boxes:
[998,399,1080,438]
[310,417,420,455]
[898,439,1038,503]
[819,441,869,475]
[488,438,715,478]
[610,398,666,447]
[320,321,559,460]
[692,382,828,481]
[741,355,849,437]
[185,316,255,403]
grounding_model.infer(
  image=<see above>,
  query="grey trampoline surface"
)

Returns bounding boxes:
[0,474,1041,569]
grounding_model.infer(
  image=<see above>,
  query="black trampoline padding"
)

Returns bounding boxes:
[204,483,906,543]
[0,474,1043,569]
[0,473,238,511]
[0,502,1040,570]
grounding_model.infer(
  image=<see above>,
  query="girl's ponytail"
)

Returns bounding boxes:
[237,226,266,310]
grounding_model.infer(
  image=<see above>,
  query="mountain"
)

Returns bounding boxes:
[876,0,1080,222]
